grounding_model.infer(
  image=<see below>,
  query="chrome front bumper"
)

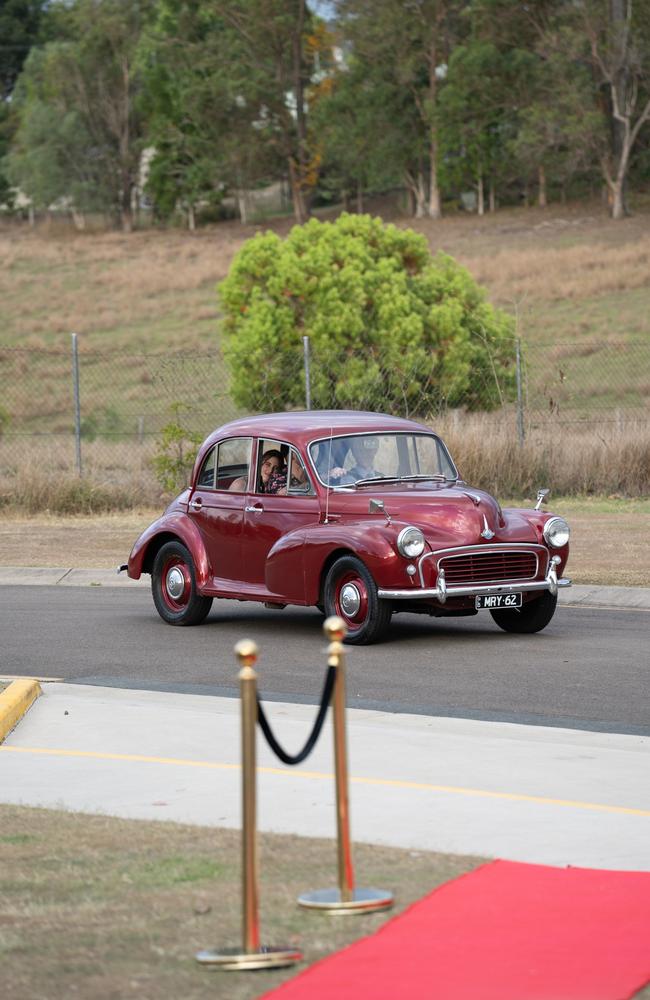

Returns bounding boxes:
[378,559,571,604]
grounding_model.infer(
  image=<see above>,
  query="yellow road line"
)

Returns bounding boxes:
[2,745,649,817]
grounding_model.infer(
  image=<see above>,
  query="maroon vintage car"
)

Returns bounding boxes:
[123,411,571,643]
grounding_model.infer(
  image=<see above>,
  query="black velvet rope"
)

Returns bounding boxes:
[256,665,336,766]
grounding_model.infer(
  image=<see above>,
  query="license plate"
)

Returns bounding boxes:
[475,593,522,610]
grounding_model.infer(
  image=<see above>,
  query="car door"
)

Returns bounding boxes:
[242,442,320,599]
[187,437,252,588]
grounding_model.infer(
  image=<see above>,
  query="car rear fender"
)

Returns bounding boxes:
[127,514,210,589]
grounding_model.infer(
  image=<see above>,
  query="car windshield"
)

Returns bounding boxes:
[309,432,457,488]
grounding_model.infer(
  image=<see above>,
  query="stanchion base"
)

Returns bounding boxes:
[196,945,302,971]
[298,887,394,914]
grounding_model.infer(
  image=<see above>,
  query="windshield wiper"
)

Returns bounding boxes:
[396,474,454,483]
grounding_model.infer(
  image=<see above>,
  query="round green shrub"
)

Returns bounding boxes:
[219,213,515,415]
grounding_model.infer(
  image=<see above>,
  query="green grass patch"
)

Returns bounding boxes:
[503,496,650,514]
[0,803,483,1000]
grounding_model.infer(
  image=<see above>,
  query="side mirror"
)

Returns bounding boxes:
[369,498,391,524]
[535,488,550,511]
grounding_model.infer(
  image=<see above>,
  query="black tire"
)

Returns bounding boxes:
[323,555,391,645]
[152,540,213,626]
[490,590,558,634]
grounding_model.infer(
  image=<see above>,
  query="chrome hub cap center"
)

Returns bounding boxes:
[340,583,361,617]
[166,566,185,600]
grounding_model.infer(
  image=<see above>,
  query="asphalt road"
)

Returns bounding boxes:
[2,585,648,735]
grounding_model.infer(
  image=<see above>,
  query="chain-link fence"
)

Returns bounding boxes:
[0,337,648,490]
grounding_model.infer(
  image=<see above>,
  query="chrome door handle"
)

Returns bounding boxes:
[245,504,264,513]
[189,498,202,511]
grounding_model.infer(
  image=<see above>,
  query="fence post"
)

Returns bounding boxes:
[515,337,525,447]
[303,335,311,410]
[71,333,82,476]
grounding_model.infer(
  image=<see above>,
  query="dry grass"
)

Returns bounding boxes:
[1,201,649,508]
[461,233,650,306]
[2,202,650,352]
[1,417,648,518]
[1,497,649,586]
[0,445,162,513]
[0,802,482,1000]
[0,224,244,350]
[438,414,650,499]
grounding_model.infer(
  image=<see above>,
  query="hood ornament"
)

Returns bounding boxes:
[480,515,494,540]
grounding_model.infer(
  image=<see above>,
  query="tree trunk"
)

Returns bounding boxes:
[538,164,547,208]
[477,174,484,216]
[356,179,364,213]
[71,208,86,230]
[120,204,133,233]
[611,180,625,220]
[236,189,251,225]
[427,36,441,219]
[187,203,196,231]
[288,157,308,223]
[289,0,310,224]
[489,179,496,213]
[414,172,427,217]
[404,170,427,217]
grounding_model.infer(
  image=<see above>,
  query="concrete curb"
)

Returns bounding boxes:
[0,679,42,743]
[0,567,147,587]
[0,567,648,608]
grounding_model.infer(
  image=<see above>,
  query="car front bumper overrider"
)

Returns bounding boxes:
[377,558,571,604]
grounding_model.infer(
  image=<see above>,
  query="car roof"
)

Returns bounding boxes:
[205,410,435,449]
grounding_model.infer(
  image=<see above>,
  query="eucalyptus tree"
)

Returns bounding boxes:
[521,0,650,217]
[0,0,47,207]
[337,0,465,218]
[6,0,154,229]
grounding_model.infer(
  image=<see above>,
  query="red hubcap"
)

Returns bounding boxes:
[161,556,192,611]
[334,571,369,629]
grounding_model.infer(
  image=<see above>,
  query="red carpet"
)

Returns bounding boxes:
[264,861,650,1000]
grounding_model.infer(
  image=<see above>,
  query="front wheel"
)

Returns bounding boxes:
[152,541,213,626]
[323,555,391,645]
[490,590,558,634]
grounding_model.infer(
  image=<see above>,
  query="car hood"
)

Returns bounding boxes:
[327,482,538,548]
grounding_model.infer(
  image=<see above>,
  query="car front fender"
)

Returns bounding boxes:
[275,521,403,606]
[127,513,210,589]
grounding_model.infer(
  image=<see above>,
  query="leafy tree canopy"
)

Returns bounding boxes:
[220,213,515,416]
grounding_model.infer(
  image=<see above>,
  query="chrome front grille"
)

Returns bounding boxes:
[439,550,538,585]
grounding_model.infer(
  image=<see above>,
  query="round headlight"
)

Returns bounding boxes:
[397,526,425,558]
[543,516,570,548]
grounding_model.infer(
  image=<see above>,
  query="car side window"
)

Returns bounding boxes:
[197,447,216,488]
[287,448,314,495]
[216,437,253,492]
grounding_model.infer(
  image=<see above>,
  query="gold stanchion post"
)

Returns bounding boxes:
[196,640,302,970]
[298,617,394,914]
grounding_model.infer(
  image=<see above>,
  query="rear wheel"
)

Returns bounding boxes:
[152,541,213,626]
[490,590,557,634]
[323,555,391,645]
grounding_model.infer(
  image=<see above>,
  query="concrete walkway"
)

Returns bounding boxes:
[1,680,649,871]
[1,569,648,871]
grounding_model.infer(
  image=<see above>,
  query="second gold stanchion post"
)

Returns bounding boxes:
[298,617,394,914]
